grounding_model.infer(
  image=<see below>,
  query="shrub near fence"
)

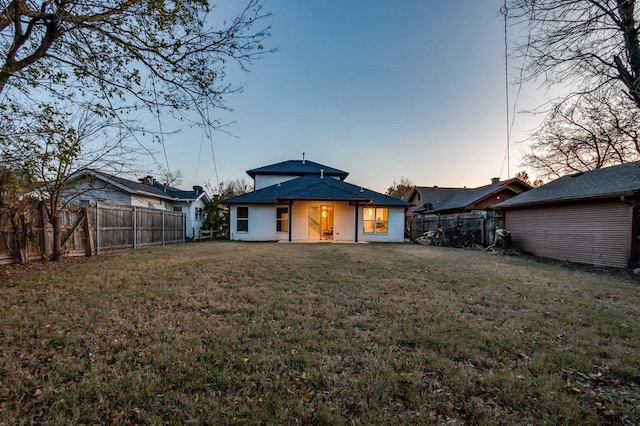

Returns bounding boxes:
[409,211,503,247]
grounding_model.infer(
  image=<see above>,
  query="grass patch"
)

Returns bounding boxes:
[1,242,639,424]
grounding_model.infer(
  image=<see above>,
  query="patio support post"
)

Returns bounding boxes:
[354,202,359,243]
[288,200,293,242]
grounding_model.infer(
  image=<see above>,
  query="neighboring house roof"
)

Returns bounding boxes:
[150,182,208,203]
[68,169,210,203]
[411,179,530,214]
[225,175,410,207]
[410,186,464,213]
[431,178,529,213]
[497,161,640,209]
[246,160,349,181]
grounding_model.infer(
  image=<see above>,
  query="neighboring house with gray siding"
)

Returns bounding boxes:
[64,169,210,238]
[497,162,640,268]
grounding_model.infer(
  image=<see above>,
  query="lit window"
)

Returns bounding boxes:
[237,207,249,232]
[276,207,289,233]
[363,207,388,234]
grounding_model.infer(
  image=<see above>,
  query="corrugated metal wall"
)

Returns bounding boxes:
[505,200,632,268]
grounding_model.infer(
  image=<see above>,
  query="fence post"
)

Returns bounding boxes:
[133,206,137,249]
[82,208,94,256]
[95,202,100,255]
[182,212,185,244]
[162,210,165,246]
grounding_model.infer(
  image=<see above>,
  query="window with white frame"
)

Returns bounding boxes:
[173,206,183,212]
[276,207,289,233]
[195,207,204,221]
[237,206,249,232]
[363,207,388,234]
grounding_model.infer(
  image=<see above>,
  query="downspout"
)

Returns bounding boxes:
[354,202,359,243]
[289,200,293,242]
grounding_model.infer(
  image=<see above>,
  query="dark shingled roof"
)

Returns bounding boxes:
[497,161,640,208]
[412,179,530,214]
[411,187,465,213]
[246,160,349,181]
[431,179,521,213]
[74,170,208,201]
[224,175,410,206]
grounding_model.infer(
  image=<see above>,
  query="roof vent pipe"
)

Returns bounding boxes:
[302,152,306,164]
[320,169,324,179]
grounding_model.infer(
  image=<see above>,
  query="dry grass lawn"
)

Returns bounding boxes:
[1,242,639,425]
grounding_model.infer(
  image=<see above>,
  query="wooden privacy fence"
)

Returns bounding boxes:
[0,201,185,265]
[409,210,503,247]
[91,202,185,253]
[0,201,92,265]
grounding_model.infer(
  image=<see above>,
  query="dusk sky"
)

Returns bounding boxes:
[148,0,547,194]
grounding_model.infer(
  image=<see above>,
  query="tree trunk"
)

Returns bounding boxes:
[50,210,63,261]
[616,0,640,109]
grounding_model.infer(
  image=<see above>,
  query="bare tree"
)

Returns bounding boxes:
[510,1,640,176]
[386,177,414,201]
[514,170,544,187]
[522,91,640,179]
[0,1,271,259]
[510,0,640,109]
[0,1,271,125]
[208,177,251,200]
[1,104,141,260]
[161,169,183,187]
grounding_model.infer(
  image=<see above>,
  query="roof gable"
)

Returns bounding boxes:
[410,179,530,213]
[409,186,465,212]
[225,175,410,206]
[497,161,640,208]
[67,169,209,202]
[246,160,349,181]
[433,178,530,213]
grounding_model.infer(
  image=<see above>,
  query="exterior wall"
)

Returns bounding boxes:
[130,194,168,210]
[358,206,405,243]
[66,176,170,209]
[406,192,422,218]
[471,189,518,210]
[171,199,206,239]
[254,174,341,190]
[505,200,632,268]
[229,203,406,242]
[66,179,132,205]
[187,197,207,238]
[290,201,356,242]
[254,175,298,190]
[230,204,280,241]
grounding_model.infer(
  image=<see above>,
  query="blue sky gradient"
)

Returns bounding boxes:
[152,0,544,193]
